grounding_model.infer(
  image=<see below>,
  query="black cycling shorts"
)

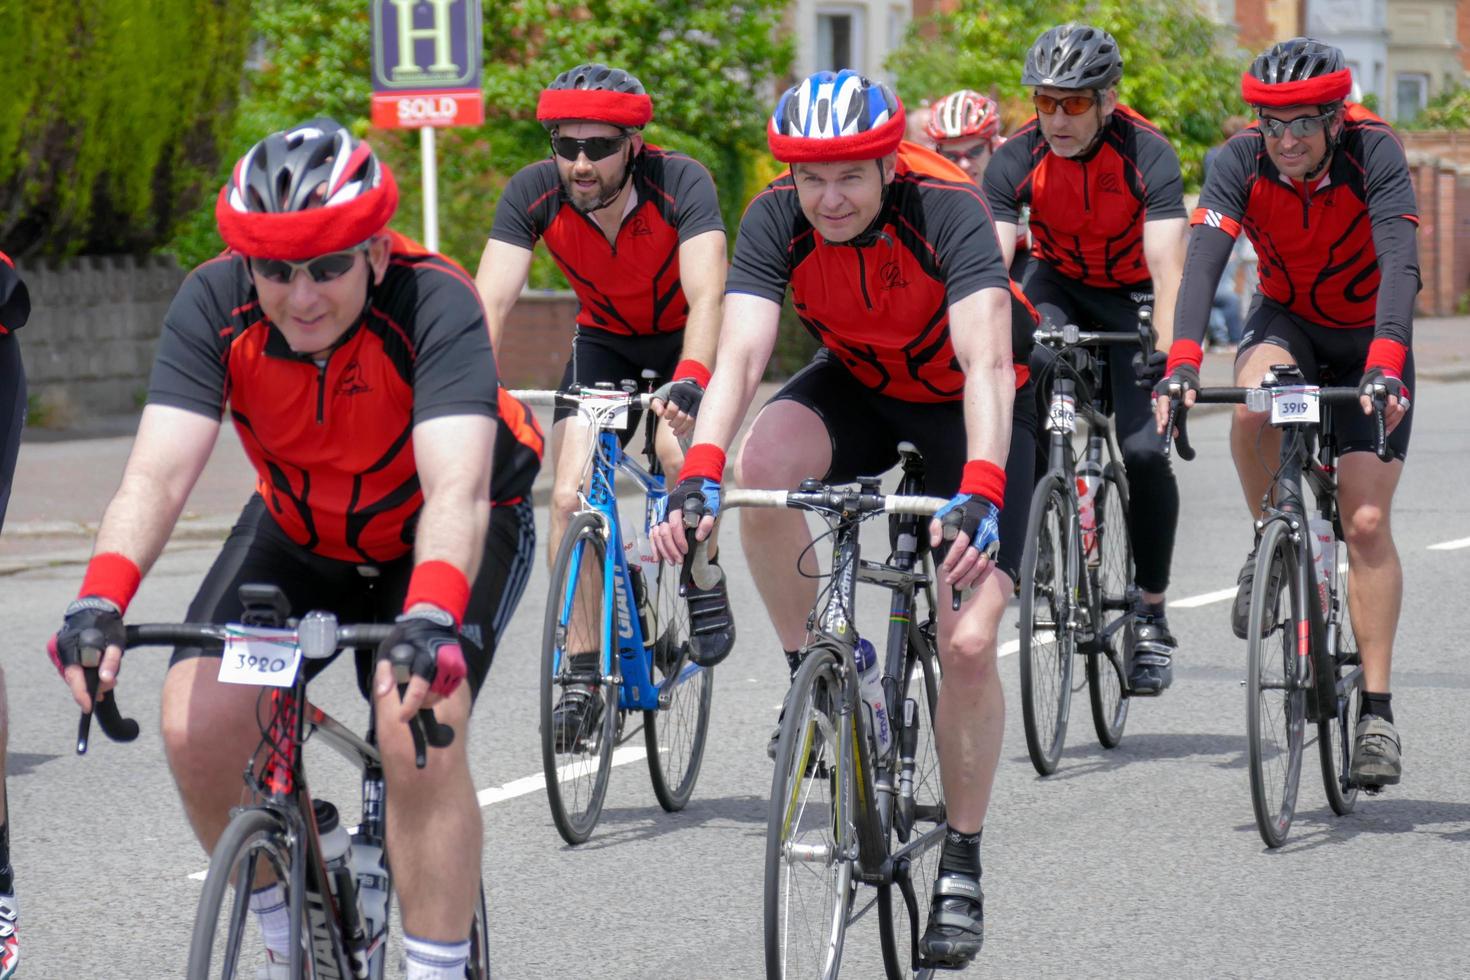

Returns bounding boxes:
[556,328,684,443]
[1238,295,1413,461]
[768,349,1038,585]
[170,496,538,701]
[0,335,24,531]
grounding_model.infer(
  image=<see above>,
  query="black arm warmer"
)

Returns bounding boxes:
[1370,217,1419,349]
[1172,224,1236,347]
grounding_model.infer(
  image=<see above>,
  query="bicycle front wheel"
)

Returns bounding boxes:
[1246,519,1307,848]
[1319,545,1362,816]
[541,511,619,845]
[645,554,714,812]
[465,883,492,979]
[1087,464,1132,748]
[1018,474,1076,775]
[188,807,295,979]
[765,645,855,980]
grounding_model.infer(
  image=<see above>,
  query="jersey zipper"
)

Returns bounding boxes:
[315,358,329,424]
[1081,161,1091,212]
[856,252,873,310]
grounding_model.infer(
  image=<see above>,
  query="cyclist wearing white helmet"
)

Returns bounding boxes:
[926,89,1003,180]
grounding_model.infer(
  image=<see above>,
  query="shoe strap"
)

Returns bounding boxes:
[932,872,982,902]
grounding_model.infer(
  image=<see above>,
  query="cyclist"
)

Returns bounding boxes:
[650,70,1038,967]
[926,89,1004,182]
[474,62,734,745]
[1153,37,1416,788]
[0,251,27,978]
[46,119,542,979]
[983,22,1188,695]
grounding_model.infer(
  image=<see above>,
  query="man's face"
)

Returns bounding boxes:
[792,157,894,243]
[935,137,993,182]
[1258,104,1340,180]
[250,237,390,357]
[1034,85,1116,158]
[552,121,639,212]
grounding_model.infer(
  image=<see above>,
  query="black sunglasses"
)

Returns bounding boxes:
[550,133,629,162]
[1033,93,1097,116]
[250,246,365,285]
[1257,111,1334,140]
[938,145,990,165]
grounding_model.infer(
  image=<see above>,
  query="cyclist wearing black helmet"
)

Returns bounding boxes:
[985,22,1190,696]
[1154,38,1417,789]
[47,118,543,978]
[476,63,733,742]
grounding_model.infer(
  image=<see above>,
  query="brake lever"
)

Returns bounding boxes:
[75,627,140,755]
[679,493,704,595]
[390,646,455,769]
[1165,396,1196,462]
[1371,389,1392,463]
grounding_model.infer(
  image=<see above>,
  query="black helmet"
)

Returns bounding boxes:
[545,63,646,96]
[1248,37,1345,86]
[537,63,653,129]
[1021,23,1124,90]
[230,118,384,214]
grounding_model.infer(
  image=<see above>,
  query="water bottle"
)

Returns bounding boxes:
[314,800,368,961]
[1075,457,1103,560]
[634,517,660,579]
[1308,518,1336,613]
[854,638,893,759]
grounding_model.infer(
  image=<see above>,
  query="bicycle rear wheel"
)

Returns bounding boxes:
[187,807,295,979]
[541,511,619,845]
[764,645,855,980]
[1018,475,1076,775]
[645,554,714,812]
[1087,464,1131,748]
[878,625,943,980]
[1246,519,1307,848]
[1319,545,1362,816]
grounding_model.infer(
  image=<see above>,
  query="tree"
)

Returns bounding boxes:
[887,0,1244,188]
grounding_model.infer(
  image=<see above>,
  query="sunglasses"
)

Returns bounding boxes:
[250,246,365,285]
[1257,112,1334,140]
[938,145,990,166]
[1033,93,1097,116]
[550,134,629,162]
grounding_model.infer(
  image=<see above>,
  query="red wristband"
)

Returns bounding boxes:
[79,552,142,614]
[404,560,470,626]
[1165,339,1204,376]
[672,359,712,388]
[959,460,1006,508]
[1365,338,1407,379]
[677,443,726,483]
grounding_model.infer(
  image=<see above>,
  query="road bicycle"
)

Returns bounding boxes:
[1165,368,1390,847]
[1017,312,1156,775]
[512,384,714,845]
[708,445,947,979]
[74,582,489,978]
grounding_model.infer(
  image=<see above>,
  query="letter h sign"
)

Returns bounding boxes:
[371,0,483,129]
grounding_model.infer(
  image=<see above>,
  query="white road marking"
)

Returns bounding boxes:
[1171,587,1239,608]
[1428,536,1470,551]
[998,638,1021,658]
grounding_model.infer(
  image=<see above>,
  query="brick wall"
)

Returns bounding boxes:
[496,291,579,388]
[1409,153,1470,316]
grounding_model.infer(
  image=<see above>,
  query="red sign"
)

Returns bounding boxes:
[371,88,483,128]
[371,0,483,130]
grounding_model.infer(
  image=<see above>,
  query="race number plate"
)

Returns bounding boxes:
[1269,385,1319,426]
[1047,393,1077,433]
[219,627,301,687]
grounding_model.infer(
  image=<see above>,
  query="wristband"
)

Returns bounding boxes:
[1165,339,1204,377]
[958,460,1006,509]
[1365,338,1407,379]
[79,552,142,614]
[672,359,712,388]
[403,560,470,626]
[678,443,726,483]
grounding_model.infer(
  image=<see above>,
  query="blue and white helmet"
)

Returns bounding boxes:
[768,70,906,162]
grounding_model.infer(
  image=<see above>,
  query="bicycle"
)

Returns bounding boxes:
[73,582,490,978]
[1016,311,1156,775]
[1164,367,1391,847]
[707,445,947,980]
[512,383,714,845]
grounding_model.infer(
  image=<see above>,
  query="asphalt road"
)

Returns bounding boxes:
[5,381,1470,978]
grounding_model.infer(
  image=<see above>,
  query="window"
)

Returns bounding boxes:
[1394,72,1428,123]
[816,6,866,73]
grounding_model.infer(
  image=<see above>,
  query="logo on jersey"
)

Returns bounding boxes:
[336,361,372,397]
[629,215,653,236]
[1098,172,1122,194]
[879,260,908,290]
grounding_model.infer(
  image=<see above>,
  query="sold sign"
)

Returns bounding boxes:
[370,0,483,129]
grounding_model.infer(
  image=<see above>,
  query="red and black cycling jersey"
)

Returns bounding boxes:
[726,143,1022,403]
[489,146,725,338]
[984,105,1186,289]
[1191,103,1418,331]
[148,231,539,564]
[0,252,28,336]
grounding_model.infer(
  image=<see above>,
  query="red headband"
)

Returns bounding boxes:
[537,89,653,127]
[215,164,399,261]
[767,106,907,163]
[1241,69,1351,108]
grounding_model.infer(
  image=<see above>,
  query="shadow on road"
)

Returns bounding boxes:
[1013,731,1252,782]
[556,793,771,852]
[1244,795,1470,854]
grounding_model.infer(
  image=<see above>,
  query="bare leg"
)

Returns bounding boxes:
[1337,453,1404,694]
[1230,343,1294,518]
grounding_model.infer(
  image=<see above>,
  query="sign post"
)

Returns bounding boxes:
[370,0,483,252]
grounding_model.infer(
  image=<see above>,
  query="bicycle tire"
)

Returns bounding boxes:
[1018,474,1076,775]
[764,644,854,980]
[645,553,714,812]
[1087,465,1131,748]
[465,883,492,979]
[878,624,943,980]
[1319,545,1362,816]
[1246,519,1306,848]
[540,511,619,845]
[187,807,295,979]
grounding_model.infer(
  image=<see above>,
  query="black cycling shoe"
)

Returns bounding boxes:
[551,682,604,753]
[686,560,736,666]
[1231,549,1257,639]
[1128,613,1175,696]
[918,872,985,969]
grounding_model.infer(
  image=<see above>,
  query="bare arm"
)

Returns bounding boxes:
[473,240,535,360]
[1143,217,1187,349]
[408,413,496,587]
[993,221,1019,272]
[673,230,727,371]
